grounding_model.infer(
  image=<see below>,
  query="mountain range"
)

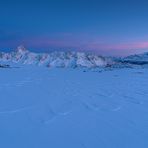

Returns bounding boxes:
[0,46,148,68]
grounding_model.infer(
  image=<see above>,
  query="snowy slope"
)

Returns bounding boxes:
[0,66,148,148]
[0,46,113,68]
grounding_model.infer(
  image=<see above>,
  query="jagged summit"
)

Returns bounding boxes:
[15,45,29,53]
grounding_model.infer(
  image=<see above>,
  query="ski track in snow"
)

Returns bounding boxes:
[0,66,148,148]
[0,105,33,114]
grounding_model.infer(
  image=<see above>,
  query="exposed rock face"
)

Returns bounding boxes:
[0,64,10,68]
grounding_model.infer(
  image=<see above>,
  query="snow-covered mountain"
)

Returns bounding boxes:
[122,52,148,65]
[106,52,148,68]
[1,46,148,68]
[0,46,114,68]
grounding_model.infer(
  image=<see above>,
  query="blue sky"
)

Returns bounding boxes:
[0,0,148,56]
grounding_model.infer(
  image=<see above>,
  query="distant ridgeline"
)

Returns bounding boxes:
[0,46,148,69]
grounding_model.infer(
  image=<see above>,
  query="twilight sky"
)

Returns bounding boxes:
[0,0,148,56]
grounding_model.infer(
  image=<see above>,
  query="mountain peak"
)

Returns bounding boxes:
[16,45,28,53]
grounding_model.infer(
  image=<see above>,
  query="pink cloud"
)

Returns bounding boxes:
[8,34,148,56]
[82,41,148,50]
[27,36,148,50]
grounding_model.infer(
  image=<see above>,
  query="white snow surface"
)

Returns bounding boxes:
[0,65,148,148]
